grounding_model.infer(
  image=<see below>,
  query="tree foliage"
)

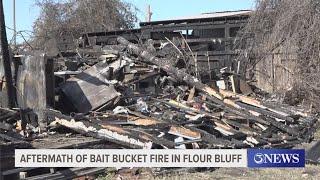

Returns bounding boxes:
[32,0,137,48]
[239,0,320,108]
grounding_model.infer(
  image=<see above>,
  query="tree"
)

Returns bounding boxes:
[238,0,320,109]
[32,0,138,49]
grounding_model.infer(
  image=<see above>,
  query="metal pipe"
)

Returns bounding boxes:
[13,0,16,48]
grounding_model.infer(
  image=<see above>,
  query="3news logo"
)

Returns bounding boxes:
[248,149,305,168]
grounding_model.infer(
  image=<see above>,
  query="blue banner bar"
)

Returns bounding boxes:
[248,149,305,168]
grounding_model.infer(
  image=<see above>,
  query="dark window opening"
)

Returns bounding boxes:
[194,28,225,38]
[230,27,241,37]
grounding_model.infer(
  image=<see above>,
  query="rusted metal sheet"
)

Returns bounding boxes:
[61,60,122,113]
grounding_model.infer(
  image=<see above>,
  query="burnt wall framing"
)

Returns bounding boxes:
[80,14,249,78]
[141,15,249,76]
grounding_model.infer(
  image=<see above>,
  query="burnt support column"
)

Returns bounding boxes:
[0,0,16,108]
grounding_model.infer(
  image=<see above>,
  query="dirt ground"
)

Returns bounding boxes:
[99,165,320,180]
[152,165,320,180]
[99,127,320,180]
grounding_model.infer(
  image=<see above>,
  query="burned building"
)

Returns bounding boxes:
[82,10,251,77]
[140,10,251,72]
[1,7,320,179]
[38,10,251,114]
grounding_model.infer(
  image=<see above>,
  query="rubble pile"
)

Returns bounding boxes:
[2,36,318,148]
[1,36,319,178]
[44,37,316,150]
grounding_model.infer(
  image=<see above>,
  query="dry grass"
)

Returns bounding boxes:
[100,165,320,180]
[153,165,320,180]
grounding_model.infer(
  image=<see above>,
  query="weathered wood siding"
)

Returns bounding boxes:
[255,53,296,93]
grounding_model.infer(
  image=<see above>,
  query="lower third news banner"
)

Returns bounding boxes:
[15,149,305,168]
[15,149,247,167]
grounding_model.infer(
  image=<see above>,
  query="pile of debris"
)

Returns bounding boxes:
[1,36,319,178]
[48,37,318,149]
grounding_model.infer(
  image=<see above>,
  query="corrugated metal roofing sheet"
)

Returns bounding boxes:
[141,10,252,24]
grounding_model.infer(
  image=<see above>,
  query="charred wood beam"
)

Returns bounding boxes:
[50,117,150,149]
[0,121,12,131]
[175,139,202,145]
[221,119,261,135]
[141,21,247,32]
[236,101,295,123]
[263,102,309,118]
[30,135,112,149]
[262,116,298,136]
[0,113,19,122]
[200,93,270,125]
[2,167,38,176]
[0,133,31,149]
[185,126,244,148]
[151,98,220,120]
[130,128,176,148]
[24,167,106,180]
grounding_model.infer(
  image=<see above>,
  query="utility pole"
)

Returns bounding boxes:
[146,4,152,22]
[13,0,16,48]
[0,0,16,108]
